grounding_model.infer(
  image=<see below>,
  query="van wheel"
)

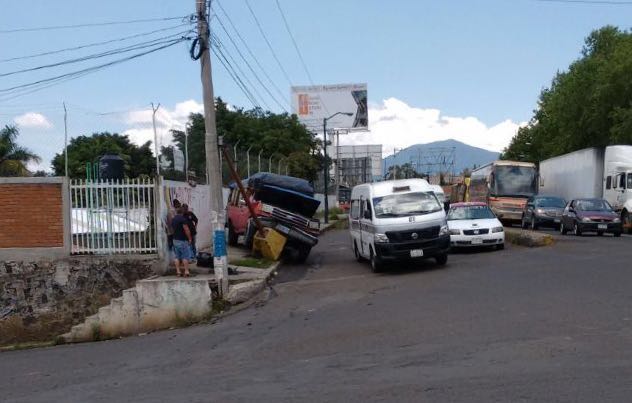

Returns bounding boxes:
[496,243,505,250]
[560,222,567,235]
[435,253,448,266]
[354,242,365,262]
[370,250,383,273]
[228,221,239,246]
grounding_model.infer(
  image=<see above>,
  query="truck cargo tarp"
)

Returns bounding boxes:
[247,172,314,196]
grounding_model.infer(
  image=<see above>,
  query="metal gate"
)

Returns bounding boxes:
[70,178,157,255]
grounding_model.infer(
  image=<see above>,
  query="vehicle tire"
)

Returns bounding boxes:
[560,222,567,235]
[244,220,256,250]
[354,242,365,262]
[496,243,505,250]
[228,221,239,246]
[614,231,622,238]
[597,231,604,236]
[370,249,383,273]
[531,216,538,230]
[295,245,312,264]
[435,253,448,266]
[573,222,582,237]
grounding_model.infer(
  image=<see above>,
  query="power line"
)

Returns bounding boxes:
[275,0,314,85]
[0,31,193,78]
[0,24,191,63]
[213,13,288,112]
[0,39,187,102]
[212,35,271,110]
[243,0,293,86]
[215,0,288,107]
[0,16,191,34]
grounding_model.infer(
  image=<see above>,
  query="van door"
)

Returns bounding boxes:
[615,173,627,211]
[349,198,361,253]
[360,198,373,257]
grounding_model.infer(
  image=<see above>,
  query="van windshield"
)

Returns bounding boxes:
[372,192,442,218]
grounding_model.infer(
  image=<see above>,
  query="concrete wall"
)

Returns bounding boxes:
[0,177,70,260]
[314,193,339,212]
[0,256,156,345]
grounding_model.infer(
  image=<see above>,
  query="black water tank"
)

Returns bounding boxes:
[99,154,125,180]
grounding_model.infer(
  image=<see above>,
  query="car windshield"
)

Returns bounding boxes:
[373,192,442,218]
[448,205,496,220]
[575,199,613,212]
[494,165,537,197]
[536,197,566,208]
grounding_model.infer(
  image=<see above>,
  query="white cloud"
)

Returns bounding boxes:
[341,98,524,154]
[122,100,204,154]
[14,112,53,129]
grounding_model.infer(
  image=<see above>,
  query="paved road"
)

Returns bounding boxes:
[2,229,632,402]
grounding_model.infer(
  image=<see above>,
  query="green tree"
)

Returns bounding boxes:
[384,163,424,180]
[52,132,155,178]
[164,98,322,182]
[0,125,41,176]
[504,26,632,161]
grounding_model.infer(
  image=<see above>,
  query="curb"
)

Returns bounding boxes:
[225,260,280,305]
[504,228,554,247]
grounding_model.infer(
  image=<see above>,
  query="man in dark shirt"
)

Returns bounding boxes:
[171,206,193,277]
[182,203,198,257]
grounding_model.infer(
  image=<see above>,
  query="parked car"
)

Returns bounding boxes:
[521,195,566,230]
[349,179,450,272]
[560,198,622,237]
[447,202,505,250]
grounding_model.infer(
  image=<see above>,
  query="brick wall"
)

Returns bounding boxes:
[0,183,63,248]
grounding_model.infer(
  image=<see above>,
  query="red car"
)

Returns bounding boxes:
[560,198,623,237]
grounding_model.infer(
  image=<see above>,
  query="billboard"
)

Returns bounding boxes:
[291,83,368,131]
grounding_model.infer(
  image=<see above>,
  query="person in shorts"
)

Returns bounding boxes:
[182,203,199,258]
[171,206,193,277]
[166,199,181,252]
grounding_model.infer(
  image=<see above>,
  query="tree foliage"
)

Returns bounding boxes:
[503,26,632,162]
[0,125,41,177]
[163,98,322,182]
[52,132,155,178]
[384,163,425,180]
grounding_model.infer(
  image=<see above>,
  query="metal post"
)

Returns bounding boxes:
[233,139,241,174]
[323,117,329,224]
[151,103,161,178]
[335,130,340,207]
[268,155,273,172]
[246,145,253,177]
[278,157,283,174]
[258,149,263,173]
[63,102,69,178]
[197,0,227,296]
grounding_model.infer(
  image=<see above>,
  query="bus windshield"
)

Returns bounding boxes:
[493,165,537,198]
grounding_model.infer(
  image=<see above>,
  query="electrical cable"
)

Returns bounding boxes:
[211,40,262,109]
[0,24,191,63]
[215,0,288,106]
[0,16,190,34]
[0,31,193,78]
[275,0,314,85]
[243,0,293,86]
[533,0,632,3]
[213,14,288,112]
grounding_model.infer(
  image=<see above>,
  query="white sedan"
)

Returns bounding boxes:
[447,202,505,250]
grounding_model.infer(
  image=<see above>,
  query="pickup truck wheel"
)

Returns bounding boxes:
[228,222,239,246]
[295,245,312,264]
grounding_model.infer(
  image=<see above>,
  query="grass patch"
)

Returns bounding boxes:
[230,257,273,269]
[333,219,349,230]
[0,340,56,352]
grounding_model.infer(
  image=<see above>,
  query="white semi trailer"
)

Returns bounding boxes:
[539,145,632,233]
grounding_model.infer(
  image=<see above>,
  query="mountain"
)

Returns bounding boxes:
[382,139,499,176]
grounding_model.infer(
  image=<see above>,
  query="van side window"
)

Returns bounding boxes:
[350,200,360,219]
[606,176,612,190]
[364,200,372,218]
[619,174,626,189]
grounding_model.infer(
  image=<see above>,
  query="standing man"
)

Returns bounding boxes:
[166,199,181,252]
[171,206,193,277]
[182,203,199,258]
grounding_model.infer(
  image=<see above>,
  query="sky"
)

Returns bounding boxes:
[1,0,631,172]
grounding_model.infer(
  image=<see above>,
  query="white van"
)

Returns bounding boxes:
[430,184,448,211]
[349,179,450,272]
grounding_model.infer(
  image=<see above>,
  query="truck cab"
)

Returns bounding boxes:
[603,146,632,233]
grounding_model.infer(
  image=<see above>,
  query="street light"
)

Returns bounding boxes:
[323,112,353,223]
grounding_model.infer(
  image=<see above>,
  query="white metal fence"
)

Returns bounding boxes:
[70,179,157,255]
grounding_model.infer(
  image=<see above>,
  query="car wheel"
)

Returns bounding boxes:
[496,243,505,250]
[560,222,567,235]
[614,231,622,238]
[370,250,383,273]
[435,253,448,266]
[573,222,582,236]
[521,215,527,229]
[597,231,604,236]
[228,221,239,246]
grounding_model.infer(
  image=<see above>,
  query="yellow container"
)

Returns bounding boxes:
[252,228,287,261]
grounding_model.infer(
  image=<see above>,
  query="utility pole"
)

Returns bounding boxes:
[151,102,160,178]
[196,0,227,296]
[63,102,69,178]
[185,129,189,182]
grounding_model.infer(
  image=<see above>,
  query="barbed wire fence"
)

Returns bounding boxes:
[222,143,289,184]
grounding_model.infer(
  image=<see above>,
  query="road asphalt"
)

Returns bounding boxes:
[1,228,632,402]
